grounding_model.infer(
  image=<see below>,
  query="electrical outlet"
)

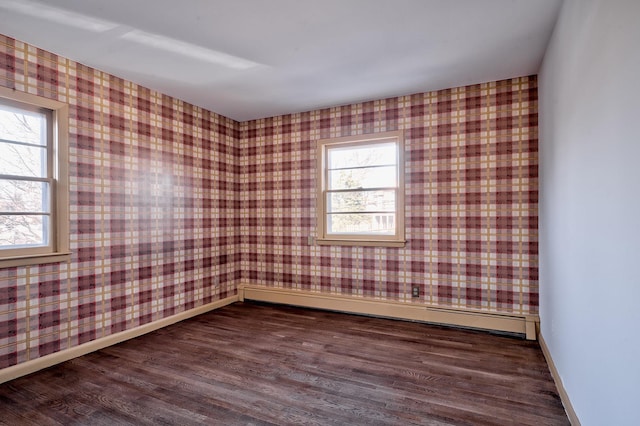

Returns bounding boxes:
[307,235,315,245]
[411,285,420,298]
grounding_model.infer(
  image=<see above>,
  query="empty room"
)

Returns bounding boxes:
[0,0,638,424]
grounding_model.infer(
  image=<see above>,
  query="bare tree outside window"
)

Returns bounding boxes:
[317,131,405,247]
[0,106,49,248]
[321,138,399,241]
[326,142,397,235]
[0,87,69,267]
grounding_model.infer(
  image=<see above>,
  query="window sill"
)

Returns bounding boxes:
[0,252,72,268]
[316,239,406,248]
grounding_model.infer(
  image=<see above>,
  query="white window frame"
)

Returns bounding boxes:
[316,131,405,247]
[0,87,70,267]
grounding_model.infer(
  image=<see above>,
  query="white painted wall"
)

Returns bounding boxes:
[539,0,640,424]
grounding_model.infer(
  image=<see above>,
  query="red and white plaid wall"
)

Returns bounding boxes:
[0,35,240,369]
[240,78,538,314]
[0,33,537,370]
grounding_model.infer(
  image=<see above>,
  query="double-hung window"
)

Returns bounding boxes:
[0,87,69,267]
[316,131,405,247]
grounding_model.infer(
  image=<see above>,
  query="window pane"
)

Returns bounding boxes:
[0,142,47,177]
[329,165,396,190]
[0,108,46,145]
[328,142,396,169]
[328,213,395,235]
[328,189,395,213]
[0,214,47,247]
[0,180,49,213]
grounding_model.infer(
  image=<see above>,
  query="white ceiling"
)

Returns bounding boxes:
[0,0,562,122]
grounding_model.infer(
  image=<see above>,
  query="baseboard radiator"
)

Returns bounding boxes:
[239,284,538,340]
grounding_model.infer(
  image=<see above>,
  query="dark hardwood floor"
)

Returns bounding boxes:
[0,302,569,425]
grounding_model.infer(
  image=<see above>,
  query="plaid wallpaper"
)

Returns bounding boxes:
[240,77,538,315]
[0,35,241,369]
[0,34,538,371]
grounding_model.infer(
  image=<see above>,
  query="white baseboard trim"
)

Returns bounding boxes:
[538,333,581,426]
[240,285,538,339]
[0,295,239,384]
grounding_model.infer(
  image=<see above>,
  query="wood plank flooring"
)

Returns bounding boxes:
[0,302,569,425]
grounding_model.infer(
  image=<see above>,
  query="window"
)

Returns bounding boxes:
[316,131,405,247]
[0,87,69,267]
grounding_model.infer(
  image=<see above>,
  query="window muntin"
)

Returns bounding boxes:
[317,132,405,247]
[0,87,70,266]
